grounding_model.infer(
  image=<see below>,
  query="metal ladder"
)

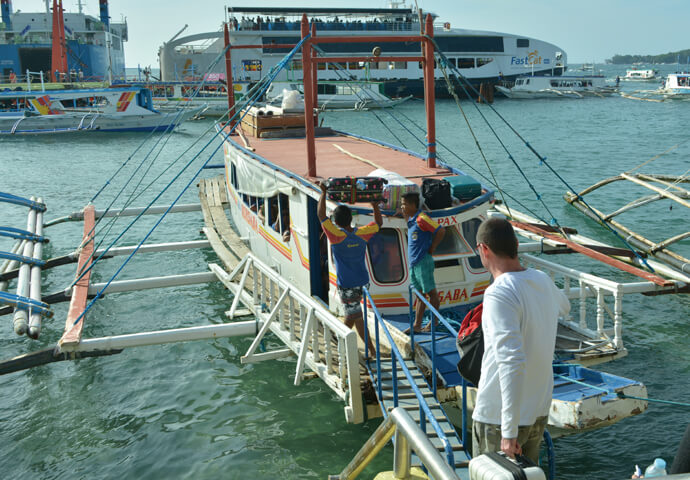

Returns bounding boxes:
[368,357,471,474]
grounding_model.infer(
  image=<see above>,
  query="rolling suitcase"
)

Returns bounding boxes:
[444,174,482,201]
[325,176,386,204]
[469,452,546,480]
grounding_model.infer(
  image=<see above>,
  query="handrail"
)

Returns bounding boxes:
[330,407,460,480]
[213,253,364,423]
[362,287,455,468]
[408,286,471,454]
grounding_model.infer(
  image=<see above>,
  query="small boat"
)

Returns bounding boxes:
[0,87,205,134]
[659,72,690,97]
[265,80,413,110]
[495,74,618,98]
[622,68,659,81]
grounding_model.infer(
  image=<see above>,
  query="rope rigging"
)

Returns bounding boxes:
[66,35,313,328]
[424,35,655,271]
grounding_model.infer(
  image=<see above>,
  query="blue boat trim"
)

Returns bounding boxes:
[0,226,46,243]
[0,251,46,267]
[0,291,52,316]
[0,192,47,212]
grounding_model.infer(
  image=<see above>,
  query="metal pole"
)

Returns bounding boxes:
[13,201,37,335]
[393,427,412,478]
[28,199,45,339]
[301,14,316,177]
[423,14,436,169]
[26,69,31,92]
[223,22,235,129]
[40,71,45,91]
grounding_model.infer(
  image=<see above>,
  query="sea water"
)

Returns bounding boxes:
[1,64,688,479]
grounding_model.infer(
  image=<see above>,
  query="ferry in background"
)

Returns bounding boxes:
[660,72,690,97]
[0,0,127,83]
[158,4,568,98]
[622,68,659,81]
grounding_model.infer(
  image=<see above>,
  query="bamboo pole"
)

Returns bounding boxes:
[28,200,45,339]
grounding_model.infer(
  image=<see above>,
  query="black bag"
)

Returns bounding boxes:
[421,178,452,210]
[456,326,484,386]
[456,303,484,386]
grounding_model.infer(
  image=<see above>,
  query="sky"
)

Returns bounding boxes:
[13,0,690,67]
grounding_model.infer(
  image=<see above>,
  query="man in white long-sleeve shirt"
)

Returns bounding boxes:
[472,218,570,463]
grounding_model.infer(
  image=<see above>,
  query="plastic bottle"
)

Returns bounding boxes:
[644,458,667,477]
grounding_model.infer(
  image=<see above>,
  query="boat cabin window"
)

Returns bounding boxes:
[461,219,484,270]
[266,193,290,242]
[317,84,337,95]
[230,164,238,189]
[477,57,494,67]
[290,60,302,71]
[367,228,404,284]
[433,225,466,257]
[457,58,475,69]
[348,62,365,70]
[517,38,529,48]
[327,62,348,71]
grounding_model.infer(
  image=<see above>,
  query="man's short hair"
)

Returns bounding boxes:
[333,205,352,228]
[402,192,420,208]
[476,217,518,259]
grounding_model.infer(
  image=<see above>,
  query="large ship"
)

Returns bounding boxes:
[158,4,567,98]
[0,0,127,82]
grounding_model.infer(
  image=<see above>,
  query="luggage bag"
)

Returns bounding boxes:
[444,174,482,201]
[325,176,386,204]
[421,178,452,209]
[469,452,546,480]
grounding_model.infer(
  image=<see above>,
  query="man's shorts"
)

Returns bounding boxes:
[337,285,365,318]
[410,254,436,294]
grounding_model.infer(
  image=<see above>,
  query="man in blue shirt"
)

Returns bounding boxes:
[401,192,445,333]
[318,182,382,356]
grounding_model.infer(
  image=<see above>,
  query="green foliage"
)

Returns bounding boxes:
[607,49,690,64]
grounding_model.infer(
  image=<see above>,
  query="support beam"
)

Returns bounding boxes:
[59,204,95,347]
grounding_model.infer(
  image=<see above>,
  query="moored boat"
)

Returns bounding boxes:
[495,74,618,98]
[622,68,659,81]
[0,86,204,134]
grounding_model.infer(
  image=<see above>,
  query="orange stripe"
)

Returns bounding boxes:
[259,226,292,261]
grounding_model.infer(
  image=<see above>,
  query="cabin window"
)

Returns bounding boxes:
[517,38,529,48]
[367,228,404,284]
[291,60,302,71]
[448,58,457,68]
[327,62,347,71]
[461,219,484,269]
[348,62,365,70]
[457,58,475,69]
[317,84,337,95]
[230,164,238,189]
[265,194,291,242]
[433,226,466,256]
[476,57,493,67]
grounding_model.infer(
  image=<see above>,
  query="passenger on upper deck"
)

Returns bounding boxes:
[318,182,382,357]
[401,192,445,334]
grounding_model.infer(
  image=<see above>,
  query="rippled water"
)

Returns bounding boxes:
[1,64,688,479]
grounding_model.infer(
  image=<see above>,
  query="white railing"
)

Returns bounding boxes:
[520,253,652,350]
[210,253,364,424]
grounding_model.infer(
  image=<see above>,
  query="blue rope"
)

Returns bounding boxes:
[0,192,46,212]
[427,38,652,270]
[68,35,312,328]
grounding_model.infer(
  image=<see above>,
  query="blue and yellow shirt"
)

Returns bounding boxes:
[321,219,379,288]
[407,212,441,267]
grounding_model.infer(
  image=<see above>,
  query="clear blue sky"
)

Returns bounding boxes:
[16,0,690,67]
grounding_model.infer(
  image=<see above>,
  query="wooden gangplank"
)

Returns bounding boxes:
[59,204,95,347]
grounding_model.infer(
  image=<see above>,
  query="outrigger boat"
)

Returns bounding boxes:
[0,86,204,134]
[564,173,690,282]
[1,12,688,479]
[621,73,690,102]
[622,68,660,81]
[495,74,618,98]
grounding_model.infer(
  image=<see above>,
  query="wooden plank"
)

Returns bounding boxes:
[512,221,674,286]
[59,204,96,347]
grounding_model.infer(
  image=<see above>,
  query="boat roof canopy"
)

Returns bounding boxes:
[227,7,415,15]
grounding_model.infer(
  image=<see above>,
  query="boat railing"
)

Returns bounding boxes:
[407,286,471,448]
[231,20,416,33]
[210,252,365,423]
[520,253,632,349]
[362,287,457,469]
[329,407,460,480]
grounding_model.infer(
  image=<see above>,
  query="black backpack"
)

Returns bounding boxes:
[422,178,452,210]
